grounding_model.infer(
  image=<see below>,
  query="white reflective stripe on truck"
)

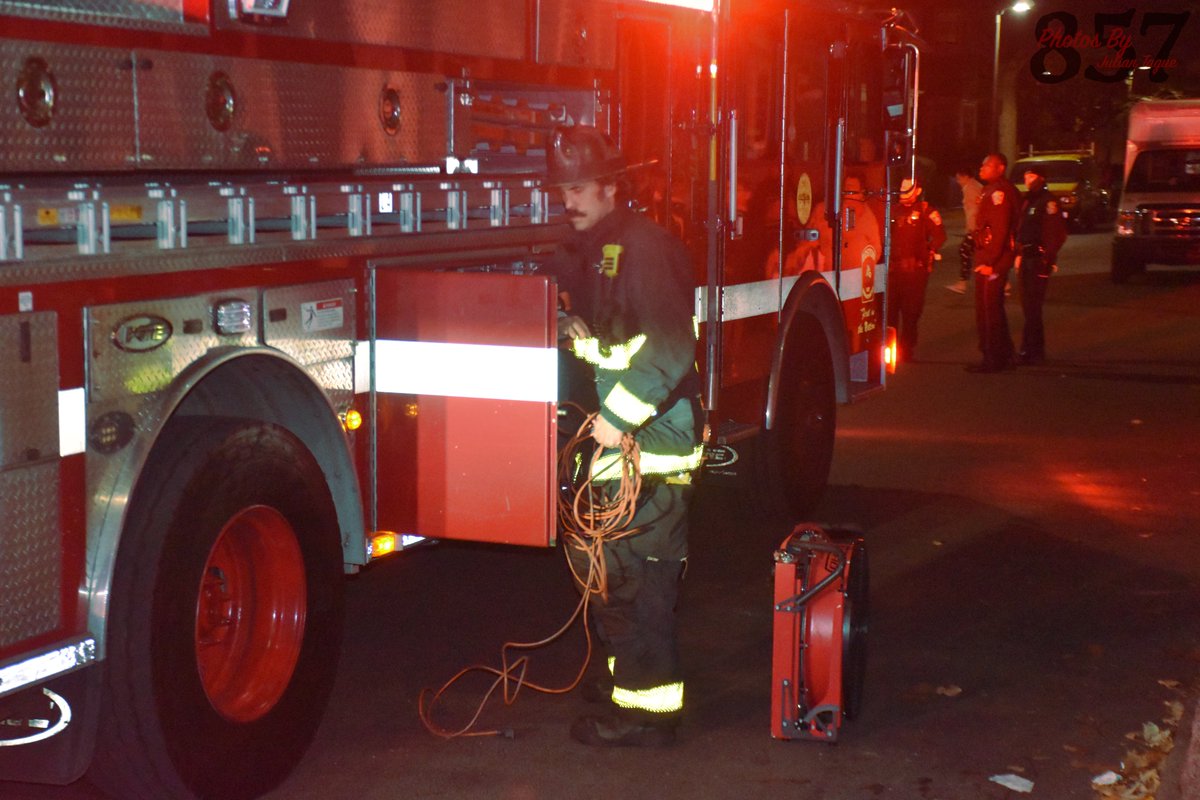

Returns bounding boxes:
[355,340,558,402]
[0,638,96,701]
[58,388,86,457]
[694,268,874,325]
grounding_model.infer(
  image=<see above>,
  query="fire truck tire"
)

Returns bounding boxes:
[757,314,837,519]
[88,418,343,800]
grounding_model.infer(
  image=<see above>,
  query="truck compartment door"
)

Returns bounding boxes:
[370,268,557,547]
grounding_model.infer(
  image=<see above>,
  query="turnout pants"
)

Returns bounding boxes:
[567,480,690,720]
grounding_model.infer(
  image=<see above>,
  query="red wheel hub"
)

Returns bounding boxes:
[195,505,307,723]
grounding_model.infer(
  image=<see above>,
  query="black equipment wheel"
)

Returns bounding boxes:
[839,535,869,721]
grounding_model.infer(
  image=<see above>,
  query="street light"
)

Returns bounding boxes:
[991,1,1033,152]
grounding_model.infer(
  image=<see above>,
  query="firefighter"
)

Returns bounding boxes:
[1015,165,1068,364]
[967,152,1021,373]
[545,125,702,747]
[887,178,946,362]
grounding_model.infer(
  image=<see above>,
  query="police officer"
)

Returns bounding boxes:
[545,125,701,747]
[888,178,946,362]
[967,152,1021,373]
[1015,165,1068,364]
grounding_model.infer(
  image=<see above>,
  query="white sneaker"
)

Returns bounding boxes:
[945,280,967,295]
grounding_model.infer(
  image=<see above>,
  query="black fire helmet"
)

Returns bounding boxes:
[545,125,626,187]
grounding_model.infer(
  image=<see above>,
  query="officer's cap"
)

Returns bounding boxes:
[545,125,626,187]
[1023,164,1047,180]
[899,177,921,202]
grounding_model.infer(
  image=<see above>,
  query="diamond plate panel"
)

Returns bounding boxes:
[0,461,62,648]
[538,0,616,69]
[136,52,448,171]
[0,0,187,26]
[0,312,59,470]
[263,280,355,410]
[87,292,260,408]
[216,0,528,61]
[0,41,137,172]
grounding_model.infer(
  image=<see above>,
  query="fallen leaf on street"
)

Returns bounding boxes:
[1141,722,1173,751]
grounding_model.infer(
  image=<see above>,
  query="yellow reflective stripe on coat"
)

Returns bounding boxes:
[591,444,705,480]
[612,681,684,714]
[603,382,658,427]
[572,333,647,370]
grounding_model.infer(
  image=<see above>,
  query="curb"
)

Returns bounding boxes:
[1157,697,1199,800]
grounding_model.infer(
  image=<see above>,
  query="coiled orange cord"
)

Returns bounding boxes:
[558,410,643,601]
[418,409,642,739]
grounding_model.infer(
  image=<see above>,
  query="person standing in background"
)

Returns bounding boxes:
[966,153,1021,373]
[888,178,946,362]
[1015,165,1069,365]
[947,166,983,295]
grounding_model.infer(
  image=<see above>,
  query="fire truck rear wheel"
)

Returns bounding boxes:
[88,418,344,800]
[757,314,837,519]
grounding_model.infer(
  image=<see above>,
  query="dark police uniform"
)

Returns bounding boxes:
[972,176,1021,371]
[888,198,947,361]
[550,203,701,730]
[1016,184,1068,363]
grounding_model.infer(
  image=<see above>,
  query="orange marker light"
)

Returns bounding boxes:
[343,408,363,431]
[370,532,398,558]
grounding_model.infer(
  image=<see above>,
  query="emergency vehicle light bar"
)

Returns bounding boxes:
[0,638,96,699]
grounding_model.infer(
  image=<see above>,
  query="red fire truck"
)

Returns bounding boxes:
[0,0,918,796]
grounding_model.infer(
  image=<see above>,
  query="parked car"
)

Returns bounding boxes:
[1011,151,1113,231]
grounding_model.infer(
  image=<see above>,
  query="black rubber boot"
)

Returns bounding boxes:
[570,710,678,747]
[579,676,614,704]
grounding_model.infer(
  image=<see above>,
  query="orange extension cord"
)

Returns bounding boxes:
[417,409,642,739]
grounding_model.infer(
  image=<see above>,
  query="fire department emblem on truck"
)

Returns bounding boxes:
[861,246,877,302]
[111,314,173,352]
[795,173,814,226]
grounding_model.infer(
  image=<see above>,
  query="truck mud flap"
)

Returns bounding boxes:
[0,665,102,786]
